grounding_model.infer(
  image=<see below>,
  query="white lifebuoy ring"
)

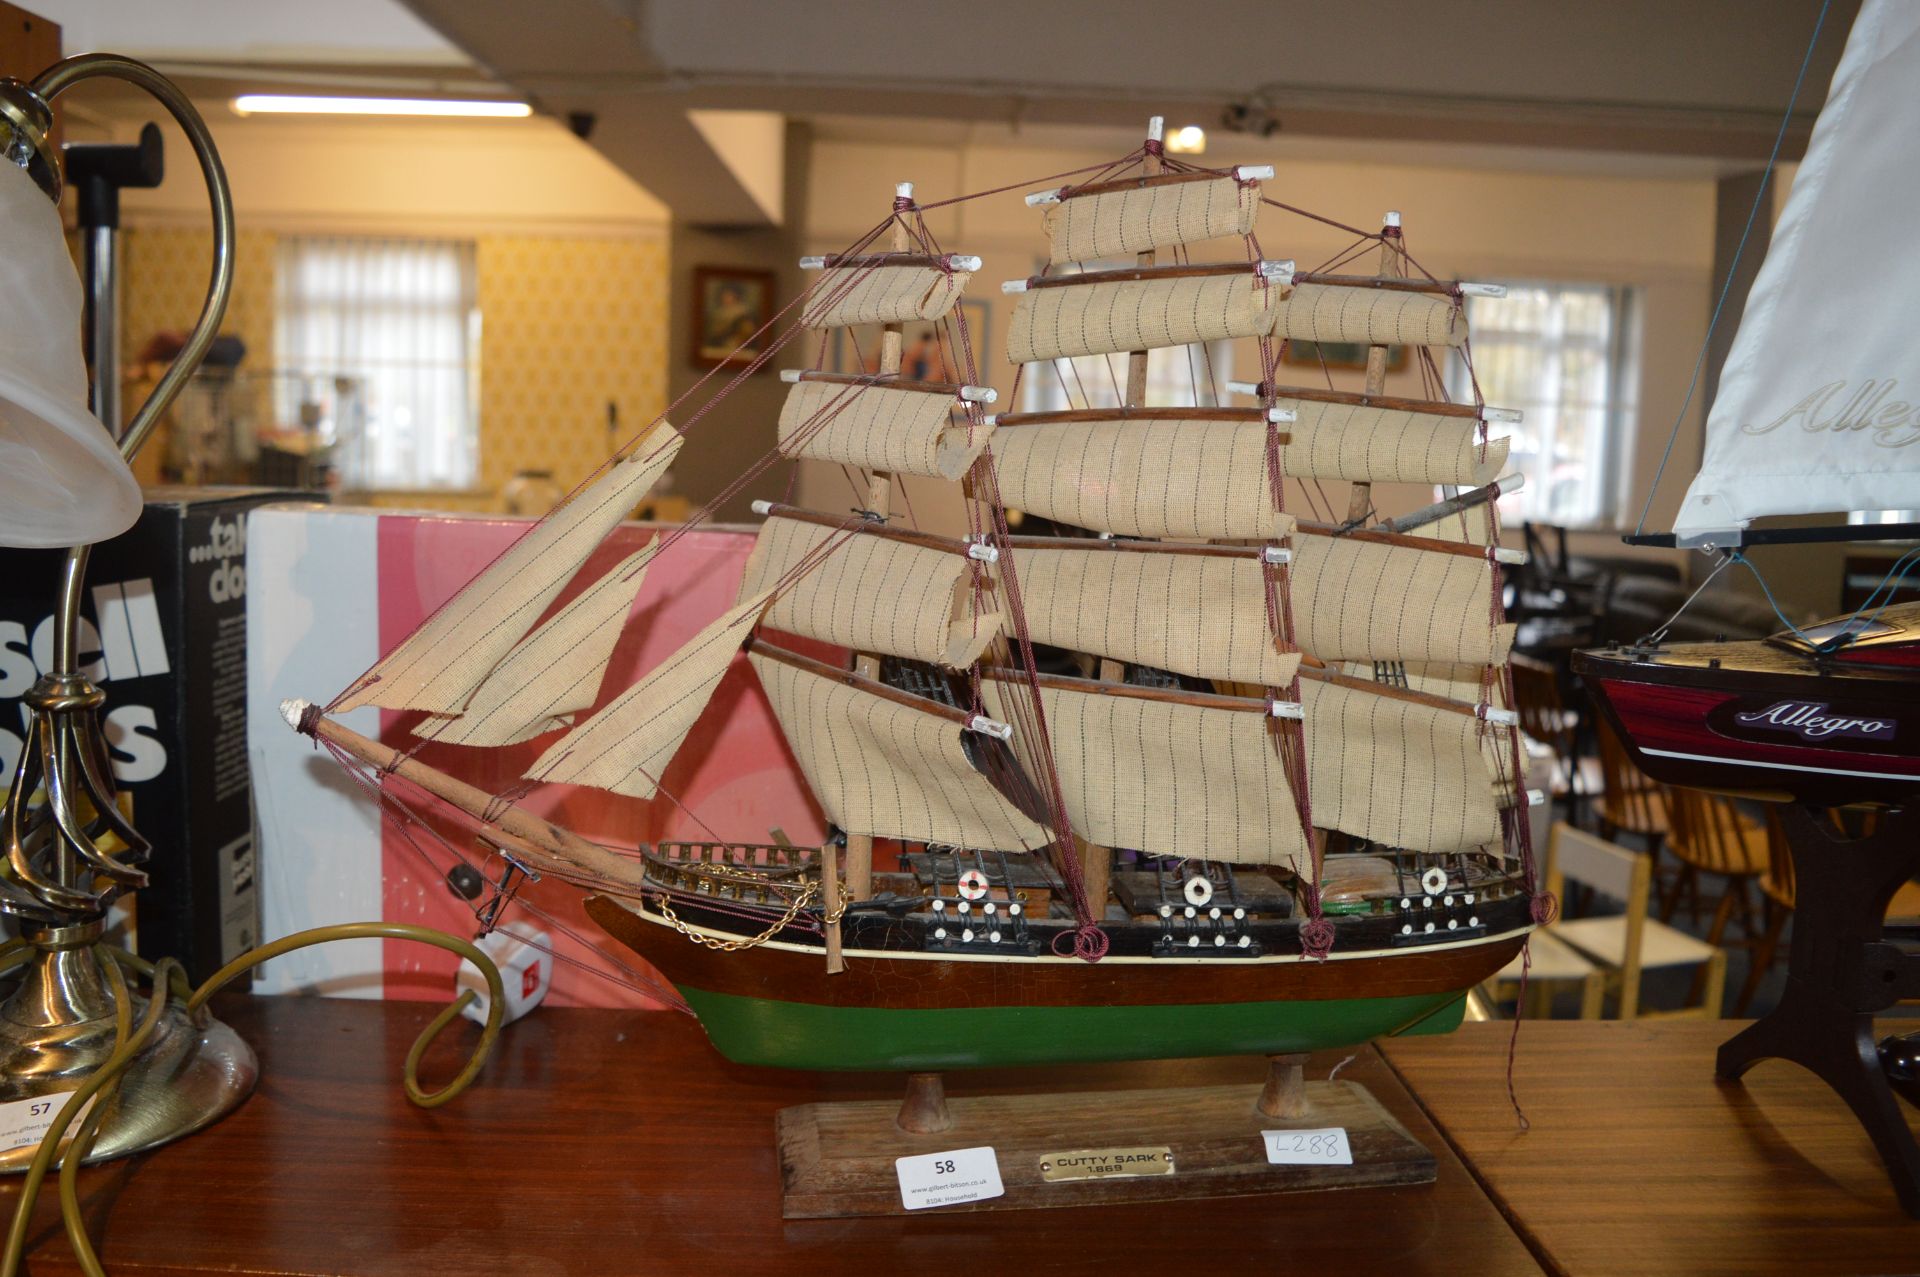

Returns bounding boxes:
[1420,867,1448,896]
[957,869,990,901]
[1183,875,1214,907]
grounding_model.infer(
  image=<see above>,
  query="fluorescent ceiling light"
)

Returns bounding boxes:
[231,94,532,119]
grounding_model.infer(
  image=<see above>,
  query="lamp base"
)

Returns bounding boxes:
[0,923,255,1168]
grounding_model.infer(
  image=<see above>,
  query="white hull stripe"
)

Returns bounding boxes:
[636,907,1533,968]
[1644,746,1920,783]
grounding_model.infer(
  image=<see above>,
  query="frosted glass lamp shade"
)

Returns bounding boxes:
[0,160,139,548]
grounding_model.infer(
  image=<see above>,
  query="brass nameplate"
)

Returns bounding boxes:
[1038,1146,1175,1182]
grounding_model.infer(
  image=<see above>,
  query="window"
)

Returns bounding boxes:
[1447,283,1636,528]
[276,237,480,490]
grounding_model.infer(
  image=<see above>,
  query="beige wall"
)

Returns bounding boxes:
[106,107,671,510]
[797,136,1717,566]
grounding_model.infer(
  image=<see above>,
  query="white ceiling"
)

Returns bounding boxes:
[26,0,462,64]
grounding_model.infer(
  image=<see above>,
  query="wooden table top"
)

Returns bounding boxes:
[1380,1020,1920,1277]
[4,995,1543,1276]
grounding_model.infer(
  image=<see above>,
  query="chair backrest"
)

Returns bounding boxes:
[1545,821,1653,1017]
[1509,654,1572,754]
[1595,715,1667,839]
[1761,806,1796,909]
[1665,786,1762,877]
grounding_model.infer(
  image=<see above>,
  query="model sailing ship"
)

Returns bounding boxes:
[1578,0,1920,804]
[286,119,1551,1074]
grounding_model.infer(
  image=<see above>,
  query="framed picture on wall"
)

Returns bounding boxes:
[1280,339,1408,374]
[692,266,776,369]
[825,300,991,380]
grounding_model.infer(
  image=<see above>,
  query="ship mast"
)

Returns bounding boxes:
[1345,211,1403,524]
[841,182,916,907]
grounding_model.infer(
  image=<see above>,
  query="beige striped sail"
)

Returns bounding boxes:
[985,679,1309,866]
[1006,546,1300,685]
[1044,176,1259,265]
[1008,272,1279,364]
[802,264,972,329]
[526,591,773,799]
[1302,678,1502,853]
[990,417,1294,539]
[417,544,657,747]
[739,515,1001,668]
[777,379,994,482]
[750,652,1048,850]
[1277,397,1510,486]
[1289,536,1510,666]
[1401,658,1512,708]
[337,424,683,714]
[1273,283,1466,348]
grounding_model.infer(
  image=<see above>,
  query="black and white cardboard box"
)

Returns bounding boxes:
[0,486,309,982]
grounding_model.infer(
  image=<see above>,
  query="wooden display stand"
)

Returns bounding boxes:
[774,1055,1434,1217]
[1716,803,1920,1216]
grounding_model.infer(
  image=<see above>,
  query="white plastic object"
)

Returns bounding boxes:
[798,256,827,270]
[1146,116,1164,142]
[780,368,804,382]
[1420,867,1448,895]
[967,713,1013,741]
[0,163,141,548]
[961,928,975,943]
[1214,934,1227,948]
[457,925,552,1026]
[1226,379,1262,396]
[1001,279,1030,294]
[1257,259,1296,281]
[750,499,775,516]
[1479,705,1520,727]
[896,181,914,200]
[1024,188,1062,207]
[1261,546,1292,566]
[1481,406,1524,424]
[945,254,984,272]
[981,413,1000,427]
[1237,934,1252,948]
[1183,875,1214,907]
[1383,211,1402,229]
[957,385,997,404]
[1234,164,1275,181]
[1267,407,1297,424]
[1494,548,1530,565]
[1493,472,1526,496]
[1008,903,1022,917]
[1459,282,1507,298]
[965,539,1000,563]
[1269,700,1304,720]
[1528,788,1548,808]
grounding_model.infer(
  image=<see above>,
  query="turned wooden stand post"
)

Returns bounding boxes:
[896,1072,953,1134]
[1255,1052,1311,1120]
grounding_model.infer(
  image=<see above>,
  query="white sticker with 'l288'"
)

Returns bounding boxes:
[1262,1126,1353,1165]
[0,1092,92,1154]
[894,1146,1004,1209]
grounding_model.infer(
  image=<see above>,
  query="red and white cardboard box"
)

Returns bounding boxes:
[245,504,828,1008]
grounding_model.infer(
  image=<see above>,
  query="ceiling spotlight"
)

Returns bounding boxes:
[1166,124,1207,154]
[231,95,532,119]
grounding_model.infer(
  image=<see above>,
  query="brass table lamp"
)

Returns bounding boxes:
[0,52,253,1163]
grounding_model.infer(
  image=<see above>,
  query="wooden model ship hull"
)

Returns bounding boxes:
[586,892,1530,1071]
[1577,602,1920,805]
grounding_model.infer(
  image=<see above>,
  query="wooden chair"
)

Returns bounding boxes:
[1734,806,1920,1015]
[1544,822,1727,1019]
[1509,654,1599,822]
[1593,715,1678,914]
[1482,822,1605,1020]
[1662,786,1767,950]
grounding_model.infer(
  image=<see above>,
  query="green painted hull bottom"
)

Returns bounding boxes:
[676,987,1470,1071]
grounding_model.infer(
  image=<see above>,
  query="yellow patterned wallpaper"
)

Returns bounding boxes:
[115,227,669,507]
